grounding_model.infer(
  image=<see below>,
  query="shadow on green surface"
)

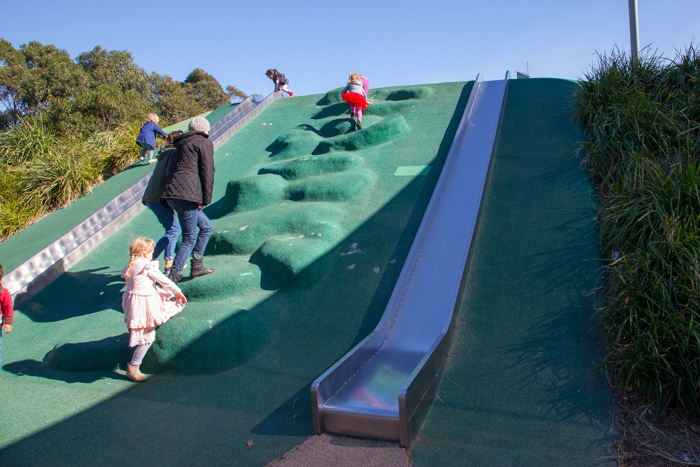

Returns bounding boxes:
[3,358,128,383]
[19,267,123,323]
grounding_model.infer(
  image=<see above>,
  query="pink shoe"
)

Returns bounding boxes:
[288,91,296,97]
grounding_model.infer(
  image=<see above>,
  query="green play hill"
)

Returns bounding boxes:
[0,79,612,467]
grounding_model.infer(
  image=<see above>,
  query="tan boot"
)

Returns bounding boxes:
[164,259,173,275]
[126,364,148,382]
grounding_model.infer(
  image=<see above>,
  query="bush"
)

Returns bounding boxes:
[0,117,142,239]
[575,45,700,414]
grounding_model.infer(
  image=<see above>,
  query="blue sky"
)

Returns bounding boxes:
[3,0,699,98]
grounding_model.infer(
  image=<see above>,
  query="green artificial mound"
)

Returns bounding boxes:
[206,203,344,255]
[253,236,333,286]
[259,154,364,180]
[144,308,268,374]
[41,84,448,375]
[3,82,474,467]
[178,255,264,301]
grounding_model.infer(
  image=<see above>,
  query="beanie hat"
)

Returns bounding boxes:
[189,116,211,133]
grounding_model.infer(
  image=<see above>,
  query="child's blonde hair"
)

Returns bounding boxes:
[124,237,155,278]
[147,113,159,124]
[348,73,361,83]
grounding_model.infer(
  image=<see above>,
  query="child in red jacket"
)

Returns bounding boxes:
[0,265,13,365]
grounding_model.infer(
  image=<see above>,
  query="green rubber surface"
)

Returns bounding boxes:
[411,79,614,465]
[0,82,471,466]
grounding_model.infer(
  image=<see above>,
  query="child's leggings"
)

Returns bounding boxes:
[130,342,153,365]
[352,106,363,122]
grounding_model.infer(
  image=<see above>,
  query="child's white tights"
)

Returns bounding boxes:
[130,342,153,365]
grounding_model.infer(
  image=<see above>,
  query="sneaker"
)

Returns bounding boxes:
[139,156,144,161]
[148,159,155,164]
[288,91,296,97]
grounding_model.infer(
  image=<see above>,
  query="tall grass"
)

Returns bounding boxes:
[575,45,700,414]
[0,117,141,240]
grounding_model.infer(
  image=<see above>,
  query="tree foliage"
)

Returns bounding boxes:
[0,38,247,240]
[0,39,246,134]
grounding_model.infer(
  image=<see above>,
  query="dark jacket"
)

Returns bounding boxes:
[136,121,167,148]
[160,132,215,206]
[142,146,176,204]
[274,73,288,92]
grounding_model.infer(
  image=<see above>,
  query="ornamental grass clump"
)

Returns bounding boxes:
[0,116,141,239]
[575,45,700,415]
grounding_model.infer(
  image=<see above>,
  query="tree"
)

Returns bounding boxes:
[0,38,247,134]
[184,68,230,110]
[226,85,247,103]
[0,39,86,128]
[76,46,150,96]
[150,72,204,124]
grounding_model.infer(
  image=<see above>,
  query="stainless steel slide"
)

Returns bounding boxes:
[311,73,510,448]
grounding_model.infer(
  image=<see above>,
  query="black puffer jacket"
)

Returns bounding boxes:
[161,132,215,206]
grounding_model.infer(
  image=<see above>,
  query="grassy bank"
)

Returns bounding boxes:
[0,117,140,240]
[574,45,700,415]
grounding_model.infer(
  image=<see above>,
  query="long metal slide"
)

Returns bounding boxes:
[311,73,510,447]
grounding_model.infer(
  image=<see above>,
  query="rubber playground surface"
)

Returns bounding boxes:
[0,79,613,466]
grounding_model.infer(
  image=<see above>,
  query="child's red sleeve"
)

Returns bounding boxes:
[1,288,13,324]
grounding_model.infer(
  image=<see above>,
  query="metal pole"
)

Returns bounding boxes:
[629,0,640,62]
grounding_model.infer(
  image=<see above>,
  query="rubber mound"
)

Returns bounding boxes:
[2,82,477,467]
[259,154,365,180]
[37,84,456,374]
[144,308,269,374]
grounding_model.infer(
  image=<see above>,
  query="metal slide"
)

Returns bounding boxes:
[6,93,279,304]
[312,73,510,448]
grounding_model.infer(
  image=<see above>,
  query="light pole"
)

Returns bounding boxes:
[629,0,640,62]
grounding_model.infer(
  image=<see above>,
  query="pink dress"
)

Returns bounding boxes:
[121,257,184,347]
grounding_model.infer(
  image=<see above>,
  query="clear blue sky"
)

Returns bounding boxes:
[3,0,699,98]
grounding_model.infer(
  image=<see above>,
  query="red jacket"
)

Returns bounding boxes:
[0,287,13,324]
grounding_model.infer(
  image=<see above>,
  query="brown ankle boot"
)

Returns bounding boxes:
[126,364,148,382]
[190,258,215,279]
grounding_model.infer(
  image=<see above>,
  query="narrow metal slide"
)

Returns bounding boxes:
[311,73,510,447]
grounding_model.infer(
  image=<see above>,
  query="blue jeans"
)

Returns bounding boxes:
[146,201,181,260]
[167,200,213,273]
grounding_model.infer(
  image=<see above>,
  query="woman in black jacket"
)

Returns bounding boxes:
[160,116,216,284]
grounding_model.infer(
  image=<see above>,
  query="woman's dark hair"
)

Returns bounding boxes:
[167,130,183,145]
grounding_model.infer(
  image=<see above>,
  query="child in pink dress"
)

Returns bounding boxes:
[121,237,187,382]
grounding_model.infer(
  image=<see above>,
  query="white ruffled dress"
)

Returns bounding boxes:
[121,257,185,347]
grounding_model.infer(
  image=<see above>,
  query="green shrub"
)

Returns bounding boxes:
[20,137,102,210]
[0,115,56,165]
[91,122,141,176]
[575,45,700,414]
